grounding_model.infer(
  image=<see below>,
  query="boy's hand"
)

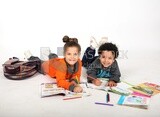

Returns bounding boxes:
[73,86,83,93]
[92,79,102,86]
[107,80,117,87]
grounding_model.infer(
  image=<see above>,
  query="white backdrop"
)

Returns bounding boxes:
[0,0,160,64]
[0,1,160,117]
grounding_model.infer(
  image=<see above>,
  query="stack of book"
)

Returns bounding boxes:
[117,82,160,109]
[129,82,160,97]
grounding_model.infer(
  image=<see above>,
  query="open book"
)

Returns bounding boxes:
[87,79,131,96]
[117,95,151,109]
[41,83,91,98]
[141,82,160,95]
[129,83,155,97]
[41,83,66,97]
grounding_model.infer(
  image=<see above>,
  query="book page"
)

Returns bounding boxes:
[41,83,66,97]
[65,83,91,97]
[87,79,131,95]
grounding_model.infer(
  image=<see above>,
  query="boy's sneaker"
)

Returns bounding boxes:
[24,50,32,59]
[99,37,108,46]
[90,36,98,49]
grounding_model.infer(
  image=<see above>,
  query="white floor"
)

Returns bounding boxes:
[0,50,160,117]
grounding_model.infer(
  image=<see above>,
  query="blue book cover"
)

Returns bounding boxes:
[117,95,150,109]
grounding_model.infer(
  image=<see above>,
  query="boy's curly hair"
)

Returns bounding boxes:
[98,43,119,59]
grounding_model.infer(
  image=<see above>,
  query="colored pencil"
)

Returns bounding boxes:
[87,75,96,80]
[76,76,79,84]
[63,96,82,100]
[121,80,134,87]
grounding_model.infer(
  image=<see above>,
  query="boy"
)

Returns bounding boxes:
[82,37,121,87]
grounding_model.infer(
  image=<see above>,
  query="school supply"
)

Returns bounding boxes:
[63,96,82,100]
[131,91,151,98]
[121,81,157,97]
[87,78,131,96]
[106,93,110,103]
[2,57,38,80]
[117,95,150,109]
[41,83,66,97]
[41,83,91,98]
[129,83,154,97]
[141,82,160,95]
[95,102,114,106]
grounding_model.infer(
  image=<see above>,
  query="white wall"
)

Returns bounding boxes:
[0,0,160,64]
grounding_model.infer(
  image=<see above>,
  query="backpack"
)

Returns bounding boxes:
[2,57,38,80]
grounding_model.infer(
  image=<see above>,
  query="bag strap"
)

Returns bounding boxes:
[3,57,19,66]
[3,57,38,80]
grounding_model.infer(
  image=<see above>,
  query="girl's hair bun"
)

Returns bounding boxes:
[62,35,78,43]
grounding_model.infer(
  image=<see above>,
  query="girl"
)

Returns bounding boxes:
[27,36,83,93]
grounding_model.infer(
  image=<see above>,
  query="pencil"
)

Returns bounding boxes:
[63,96,82,100]
[95,102,114,106]
[76,76,79,84]
[87,75,96,80]
[121,80,134,87]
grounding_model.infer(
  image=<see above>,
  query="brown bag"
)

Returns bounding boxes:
[2,57,38,80]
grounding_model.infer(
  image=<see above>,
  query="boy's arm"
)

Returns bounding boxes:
[110,60,121,83]
[86,61,98,83]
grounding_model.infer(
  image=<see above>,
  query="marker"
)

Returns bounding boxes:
[108,93,110,102]
[63,96,82,100]
[106,93,110,103]
[95,102,114,106]
[106,93,108,103]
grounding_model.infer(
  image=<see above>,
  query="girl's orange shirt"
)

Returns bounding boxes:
[42,58,82,90]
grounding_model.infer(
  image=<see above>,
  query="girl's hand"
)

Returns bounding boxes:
[73,86,83,93]
[70,80,77,86]
[92,79,102,86]
[107,80,117,87]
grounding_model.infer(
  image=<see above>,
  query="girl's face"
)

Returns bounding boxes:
[99,51,115,68]
[64,47,80,66]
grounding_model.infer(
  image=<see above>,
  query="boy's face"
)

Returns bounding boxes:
[99,51,115,68]
[64,47,80,66]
